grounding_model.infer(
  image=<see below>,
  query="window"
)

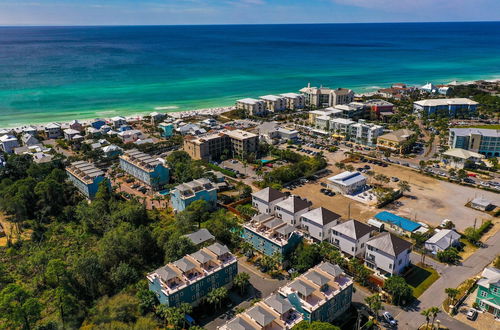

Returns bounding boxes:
[361,243,364,248]
[352,247,355,252]
[481,291,488,298]
[398,259,402,265]
[389,264,392,269]
[493,287,499,295]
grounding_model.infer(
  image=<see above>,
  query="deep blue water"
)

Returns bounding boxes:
[0,22,499,127]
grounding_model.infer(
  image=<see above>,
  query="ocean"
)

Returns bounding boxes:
[0,22,499,127]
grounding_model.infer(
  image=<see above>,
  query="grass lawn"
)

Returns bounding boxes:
[458,238,478,261]
[405,264,440,298]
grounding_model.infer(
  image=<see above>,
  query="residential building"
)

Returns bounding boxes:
[251,187,287,215]
[260,95,286,112]
[376,129,416,153]
[150,112,165,125]
[329,118,355,137]
[300,207,341,242]
[331,220,372,257]
[470,197,494,211]
[119,149,169,190]
[441,148,485,169]
[90,118,106,130]
[45,123,63,139]
[184,229,215,247]
[364,99,394,119]
[413,98,478,117]
[102,145,123,158]
[64,128,81,141]
[365,232,412,276]
[147,243,237,307]
[117,129,144,143]
[22,126,37,136]
[170,178,217,212]
[327,171,367,195]
[275,195,312,227]
[300,84,354,108]
[66,161,108,199]
[86,127,101,138]
[158,122,174,138]
[349,120,384,146]
[316,115,333,131]
[280,93,305,110]
[475,267,500,318]
[330,88,355,107]
[69,120,83,132]
[424,229,461,253]
[243,214,302,258]
[309,108,340,125]
[448,128,500,157]
[374,211,421,236]
[111,116,127,129]
[21,133,39,146]
[183,129,258,161]
[0,135,19,153]
[236,98,266,116]
[177,123,206,136]
[328,103,365,120]
[219,293,304,330]
[279,262,353,323]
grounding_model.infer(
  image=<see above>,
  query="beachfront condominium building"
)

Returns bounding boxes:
[147,243,237,308]
[170,178,217,212]
[119,149,169,190]
[413,98,478,117]
[349,120,384,146]
[475,267,500,318]
[365,232,412,276]
[300,84,354,108]
[219,293,304,330]
[251,187,287,215]
[300,207,341,242]
[260,95,286,112]
[376,129,416,154]
[331,220,372,257]
[278,262,353,323]
[449,128,500,157]
[243,214,303,259]
[183,129,259,161]
[280,93,305,110]
[236,98,266,116]
[275,195,312,227]
[66,161,109,199]
[327,171,367,195]
[0,135,19,154]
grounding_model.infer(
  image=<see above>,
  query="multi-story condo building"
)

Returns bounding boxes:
[170,178,217,212]
[66,161,109,199]
[475,267,500,318]
[300,84,354,108]
[327,103,366,120]
[331,220,372,257]
[0,135,19,154]
[147,243,237,308]
[183,129,259,161]
[376,129,416,154]
[309,109,341,125]
[275,195,312,227]
[365,232,412,276]
[300,207,341,242]
[236,98,266,116]
[44,123,63,139]
[251,187,287,215]
[327,171,367,195]
[364,99,394,119]
[243,214,302,258]
[279,262,353,323]
[329,118,355,137]
[260,95,286,112]
[315,115,332,131]
[280,93,305,110]
[349,120,384,146]
[413,98,478,117]
[119,149,169,190]
[219,293,304,330]
[449,128,500,157]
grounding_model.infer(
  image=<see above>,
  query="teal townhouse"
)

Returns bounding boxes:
[476,267,500,318]
[119,149,169,190]
[158,122,174,138]
[243,214,302,260]
[170,178,218,212]
[413,98,478,117]
[66,161,109,199]
[147,242,237,308]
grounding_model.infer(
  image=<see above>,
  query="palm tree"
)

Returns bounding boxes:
[207,287,228,310]
[445,287,459,305]
[429,306,440,329]
[421,308,432,330]
[335,162,346,170]
[364,294,382,320]
[398,180,411,195]
[233,272,251,295]
[178,303,192,328]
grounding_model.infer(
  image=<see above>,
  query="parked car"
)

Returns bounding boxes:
[463,178,475,184]
[391,177,399,182]
[466,308,478,321]
[383,312,397,326]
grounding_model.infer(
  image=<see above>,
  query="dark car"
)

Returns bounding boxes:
[364,165,371,170]
[463,178,475,184]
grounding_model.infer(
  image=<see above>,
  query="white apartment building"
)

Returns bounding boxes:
[251,187,287,214]
[365,232,412,276]
[300,84,354,108]
[111,116,127,129]
[330,118,355,136]
[236,98,266,116]
[327,171,367,195]
[331,220,372,257]
[0,135,19,154]
[349,119,384,145]
[260,95,286,112]
[280,93,305,110]
[45,123,63,139]
[275,195,312,227]
[300,207,341,242]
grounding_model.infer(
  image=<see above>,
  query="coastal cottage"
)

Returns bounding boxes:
[424,229,461,253]
[251,187,287,215]
[275,195,312,227]
[300,207,341,242]
[45,123,63,139]
[21,133,39,147]
[365,232,412,276]
[0,135,20,154]
[330,220,372,257]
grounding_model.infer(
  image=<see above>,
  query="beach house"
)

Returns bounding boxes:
[330,220,372,257]
[0,135,19,154]
[66,161,109,199]
[475,267,500,318]
[45,123,63,139]
[275,195,312,227]
[170,178,218,212]
[424,229,461,253]
[119,149,169,190]
[111,116,127,129]
[300,207,341,242]
[251,187,287,215]
[159,122,174,137]
[365,232,412,276]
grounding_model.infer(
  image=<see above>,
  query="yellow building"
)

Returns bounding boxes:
[376,129,415,153]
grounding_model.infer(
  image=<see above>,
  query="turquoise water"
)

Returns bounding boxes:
[0,22,499,127]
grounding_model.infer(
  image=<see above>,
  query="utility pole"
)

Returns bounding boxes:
[348,202,351,220]
[473,218,477,230]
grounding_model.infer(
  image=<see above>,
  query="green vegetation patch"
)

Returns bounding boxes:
[405,265,440,298]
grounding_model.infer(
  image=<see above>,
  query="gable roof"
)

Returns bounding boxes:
[246,305,276,327]
[207,242,230,256]
[276,195,312,213]
[318,262,344,278]
[225,317,255,330]
[367,232,412,256]
[425,229,461,250]
[375,211,421,232]
[478,267,500,289]
[332,220,371,239]
[184,228,215,245]
[301,207,341,226]
[252,187,286,203]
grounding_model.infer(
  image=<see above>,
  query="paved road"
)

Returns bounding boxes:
[396,230,500,329]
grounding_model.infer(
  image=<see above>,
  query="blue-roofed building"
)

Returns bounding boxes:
[374,211,421,235]
[170,178,218,212]
[242,214,302,260]
[90,118,106,130]
[159,122,174,138]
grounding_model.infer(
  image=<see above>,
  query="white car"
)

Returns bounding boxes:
[383,312,397,327]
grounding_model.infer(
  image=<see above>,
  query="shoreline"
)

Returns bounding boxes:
[1,77,499,131]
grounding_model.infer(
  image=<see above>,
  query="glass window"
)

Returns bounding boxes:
[481,290,488,297]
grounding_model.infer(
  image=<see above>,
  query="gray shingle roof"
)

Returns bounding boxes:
[276,195,312,213]
[226,317,255,330]
[184,229,215,245]
[304,270,330,287]
[155,265,178,282]
[332,220,372,239]
[246,305,276,327]
[190,250,214,264]
[290,279,315,297]
[318,262,344,278]
[367,232,412,256]
[275,224,295,236]
[207,242,230,256]
[173,257,196,273]
[264,294,293,314]
[301,207,341,226]
[252,187,286,203]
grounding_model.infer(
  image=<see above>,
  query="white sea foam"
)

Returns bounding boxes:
[154,106,179,110]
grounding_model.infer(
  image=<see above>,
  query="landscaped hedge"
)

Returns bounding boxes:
[205,163,237,178]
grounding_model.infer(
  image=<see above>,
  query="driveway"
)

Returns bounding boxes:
[395,230,500,329]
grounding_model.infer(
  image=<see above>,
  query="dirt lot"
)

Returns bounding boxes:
[0,213,32,247]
